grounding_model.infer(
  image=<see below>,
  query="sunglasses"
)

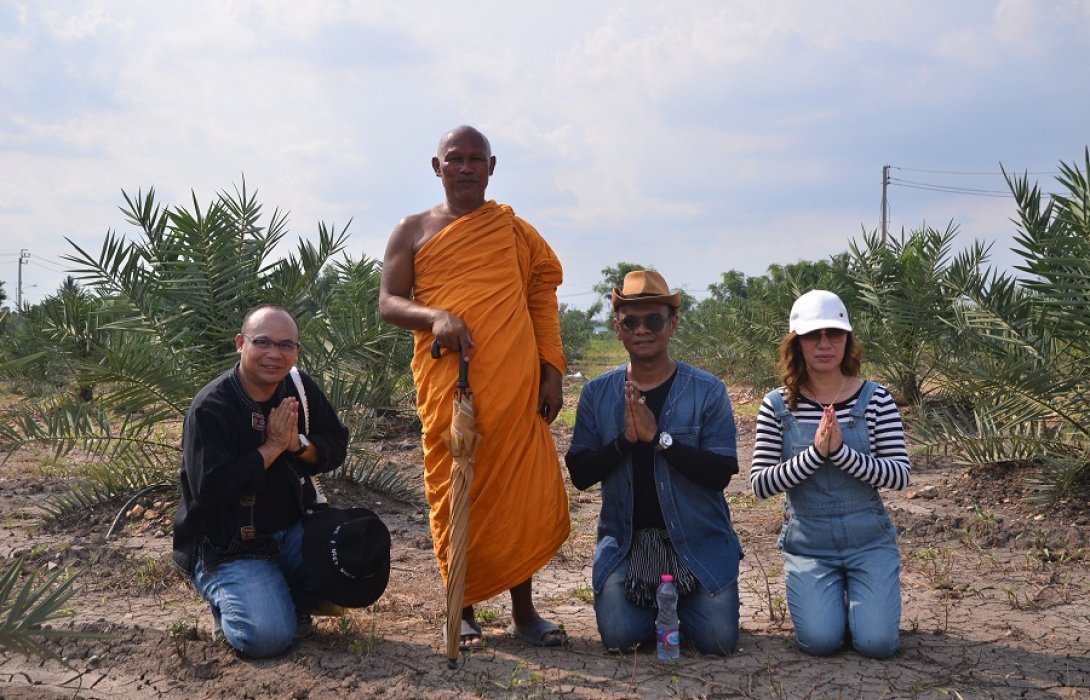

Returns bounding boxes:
[242,334,302,353]
[619,313,668,333]
[798,328,848,342]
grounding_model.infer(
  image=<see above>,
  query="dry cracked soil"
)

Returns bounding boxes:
[1,380,1089,699]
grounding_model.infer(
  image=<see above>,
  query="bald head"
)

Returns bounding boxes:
[437,125,491,159]
[241,304,298,336]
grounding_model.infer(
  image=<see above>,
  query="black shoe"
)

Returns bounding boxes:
[295,612,315,640]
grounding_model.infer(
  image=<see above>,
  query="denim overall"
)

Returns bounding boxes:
[768,381,901,658]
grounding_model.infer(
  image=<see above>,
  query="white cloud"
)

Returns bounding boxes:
[0,1,1086,309]
[39,3,130,40]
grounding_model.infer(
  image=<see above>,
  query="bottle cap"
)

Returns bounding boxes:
[661,574,673,582]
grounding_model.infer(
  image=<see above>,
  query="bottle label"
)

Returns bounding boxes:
[657,626,680,648]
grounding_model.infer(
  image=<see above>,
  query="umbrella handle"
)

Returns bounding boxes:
[431,339,470,390]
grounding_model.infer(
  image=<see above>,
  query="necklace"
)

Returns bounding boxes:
[627,360,677,393]
[809,375,846,409]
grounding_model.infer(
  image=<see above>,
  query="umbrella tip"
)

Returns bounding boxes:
[447,658,458,670]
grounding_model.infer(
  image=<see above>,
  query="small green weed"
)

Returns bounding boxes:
[1028,546,1076,566]
[136,555,173,593]
[32,455,77,479]
[744,549,786,623]
[494,660,549,697]
[168,619,197,658]
[339,611,380,659]
[970,505,997,524]
[1002,585,1033,611]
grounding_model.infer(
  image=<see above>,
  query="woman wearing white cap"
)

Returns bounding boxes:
[750,290,910,658]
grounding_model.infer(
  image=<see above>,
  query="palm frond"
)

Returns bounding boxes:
[333,452,422,505]
[1024,454,1090,507]
[913,400,1078,466]
[39,446,178,521]
[0,395,176,463]
[0,557,111,665]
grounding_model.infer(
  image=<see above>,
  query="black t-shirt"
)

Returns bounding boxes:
[631,374,675,529]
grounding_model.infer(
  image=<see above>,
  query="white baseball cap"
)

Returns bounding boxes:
[789,290,852,335]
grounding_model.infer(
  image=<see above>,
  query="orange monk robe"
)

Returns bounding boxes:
[410,200,570,606]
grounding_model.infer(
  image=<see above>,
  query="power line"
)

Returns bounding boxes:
[26,257,70,273]
[891,165,1060,176]
[881,163,1065,234]
[889,178,1015,198]
[1,250,70,271]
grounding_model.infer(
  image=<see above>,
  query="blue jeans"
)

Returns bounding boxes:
[781,508,901,659]
[594,557,739,656]
[191,521,306,658]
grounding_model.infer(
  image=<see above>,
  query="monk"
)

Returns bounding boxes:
[379,125,570,648]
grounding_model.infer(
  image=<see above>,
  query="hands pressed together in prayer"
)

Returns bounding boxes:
[623,376,658,444]
[813,404,843,458]
[260,397,299,469]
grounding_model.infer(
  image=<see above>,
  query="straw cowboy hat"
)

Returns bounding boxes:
[302,506,391,608]
[611,270,682,310]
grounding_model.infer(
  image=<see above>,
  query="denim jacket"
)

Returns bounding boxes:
[569,362,742,594]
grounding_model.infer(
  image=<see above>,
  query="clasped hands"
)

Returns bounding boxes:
[623,379,658,444]
[262,398,303,460]
[813,404,843,458]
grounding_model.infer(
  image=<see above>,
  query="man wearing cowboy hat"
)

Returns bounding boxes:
[566,270,742,656]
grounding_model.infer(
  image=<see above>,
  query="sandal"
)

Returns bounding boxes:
[507,618,566,647]
[443,617,485,651]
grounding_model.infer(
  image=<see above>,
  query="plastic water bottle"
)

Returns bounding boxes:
[655,574,680,660]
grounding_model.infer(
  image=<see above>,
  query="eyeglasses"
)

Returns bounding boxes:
[242,334,301,353]
[618,313,668,333]
[798,328,848,343]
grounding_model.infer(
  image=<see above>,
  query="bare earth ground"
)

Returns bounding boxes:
[1,380,1089,699]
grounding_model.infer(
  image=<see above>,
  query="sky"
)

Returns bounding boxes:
[2,1,1088,310]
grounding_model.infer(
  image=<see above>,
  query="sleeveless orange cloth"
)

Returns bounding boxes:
[410,201,570,606]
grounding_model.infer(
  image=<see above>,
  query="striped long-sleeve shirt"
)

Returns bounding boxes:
[750,383,911,500]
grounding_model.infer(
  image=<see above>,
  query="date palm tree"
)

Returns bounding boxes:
[677,257,852,391]
[0,179,416,518]
[915,150,1090,504]
[847,224,989,405]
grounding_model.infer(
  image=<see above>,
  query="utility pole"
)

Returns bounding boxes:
[16,248,29,310]
[880,165,890,240]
